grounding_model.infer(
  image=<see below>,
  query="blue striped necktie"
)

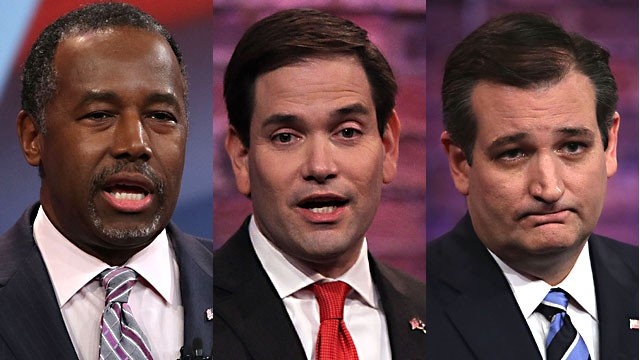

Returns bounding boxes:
[536,288,591,360]
[99,267,154,360]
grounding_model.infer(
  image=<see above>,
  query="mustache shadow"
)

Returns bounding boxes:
[91,160,164,196]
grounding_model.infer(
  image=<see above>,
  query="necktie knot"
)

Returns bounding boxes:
[536,288,591,360]
[100,266,137,304]
[537,288,569,321]
[311,281,351,321]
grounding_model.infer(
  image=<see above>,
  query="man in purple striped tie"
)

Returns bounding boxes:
[0,3,212,359]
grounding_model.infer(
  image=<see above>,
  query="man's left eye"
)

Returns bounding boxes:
[339,128,360,138]
[149,112,176,122]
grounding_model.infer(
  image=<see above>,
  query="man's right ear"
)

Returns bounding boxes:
[441,131,470,196]
[224,126,251,197]
[16,110,42,167]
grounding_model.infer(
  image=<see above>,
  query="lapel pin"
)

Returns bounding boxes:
[206,308,213,321]
[629,318,638,330]
[409,317,426,334]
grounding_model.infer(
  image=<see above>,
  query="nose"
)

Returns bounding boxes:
[302,137,337,183]
[528,152,564,204]
[110,111,152,161]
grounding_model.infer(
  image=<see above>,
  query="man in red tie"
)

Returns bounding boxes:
[213,8,426,360]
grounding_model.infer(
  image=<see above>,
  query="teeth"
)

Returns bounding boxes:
[309,206,337,214]
[110,192,145,201]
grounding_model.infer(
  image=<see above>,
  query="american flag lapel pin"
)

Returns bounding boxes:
[629,318,639,330]
[206,308,214,321]
[409,317,426,333]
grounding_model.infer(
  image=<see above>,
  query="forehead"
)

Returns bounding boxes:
[470,70,598,140]
[53,27,185,98]
[252,56,374,121]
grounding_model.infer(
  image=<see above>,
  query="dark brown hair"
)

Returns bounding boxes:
[224,8,397,147]
[442,12,618,163]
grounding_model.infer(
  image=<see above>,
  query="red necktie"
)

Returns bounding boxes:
[311,281,359,360]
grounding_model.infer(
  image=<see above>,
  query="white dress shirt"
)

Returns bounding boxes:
[33,206,183,360]
[249,216,392,360]
[489,241,599,359]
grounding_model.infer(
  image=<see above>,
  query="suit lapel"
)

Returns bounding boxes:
[589,236,638,359]
[213,220,307,360]
[371,257,426,359]
[0,206,78,359]
[170,223,214,356]
[433,215,541,360]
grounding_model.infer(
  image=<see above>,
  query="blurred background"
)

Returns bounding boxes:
[212,0,427,280]
[426,0,639,246]
[0,0,213,238]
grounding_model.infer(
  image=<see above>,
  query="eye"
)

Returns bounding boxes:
[271,131,299,144]
[149,112,177,123]
[560,142,587,154]
[339,128,360,138]
[84,111,113,121]
[498,148,525,161]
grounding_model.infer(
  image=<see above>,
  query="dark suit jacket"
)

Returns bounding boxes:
[213,217,426,359]
[0,204,213,359]
[426,214,638,360]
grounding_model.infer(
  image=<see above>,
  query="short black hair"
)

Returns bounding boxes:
[442,12,618,164]
[21,2,187,133]
[224,8,397,147]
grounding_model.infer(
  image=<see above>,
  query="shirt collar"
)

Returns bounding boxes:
[248,215,379,308]
[33,206,178,307]
[489,240,597,321]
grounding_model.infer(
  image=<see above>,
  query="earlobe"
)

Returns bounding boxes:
[382,110,401,184]
[441,131,470,195]
[225,126,251,196]
[16,110,42,167]
[605,111,620,177]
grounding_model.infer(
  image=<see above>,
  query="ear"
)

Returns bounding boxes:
[225,126,251,196]
[382,110,401,184]
[16,110,42,167]
[605,111,620,177]
[441,131,471,195]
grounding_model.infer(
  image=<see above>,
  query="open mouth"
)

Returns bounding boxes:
[101,174,155,213]
[297,194,349,216]
[105,184,149,200]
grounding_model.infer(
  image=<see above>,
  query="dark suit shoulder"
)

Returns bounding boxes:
[0,205,39,287]
[589,234,637,269]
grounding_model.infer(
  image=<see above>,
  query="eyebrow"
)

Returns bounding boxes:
[78,90,120,107]
[144,92,184,113]
[330,103,371,118]
[261,103,371,129]
[487,126,596,152]
[555,127,595,137]
[77,90,183,111]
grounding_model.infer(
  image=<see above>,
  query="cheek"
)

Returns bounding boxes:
[468,166,520,211]
[249,151,296,195]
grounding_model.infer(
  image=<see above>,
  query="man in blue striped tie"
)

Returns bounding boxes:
[427,12,638,360]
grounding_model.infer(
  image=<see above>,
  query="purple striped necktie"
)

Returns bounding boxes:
[99,267,154,360]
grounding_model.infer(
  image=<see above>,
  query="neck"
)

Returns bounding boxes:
[501,242,586,285]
